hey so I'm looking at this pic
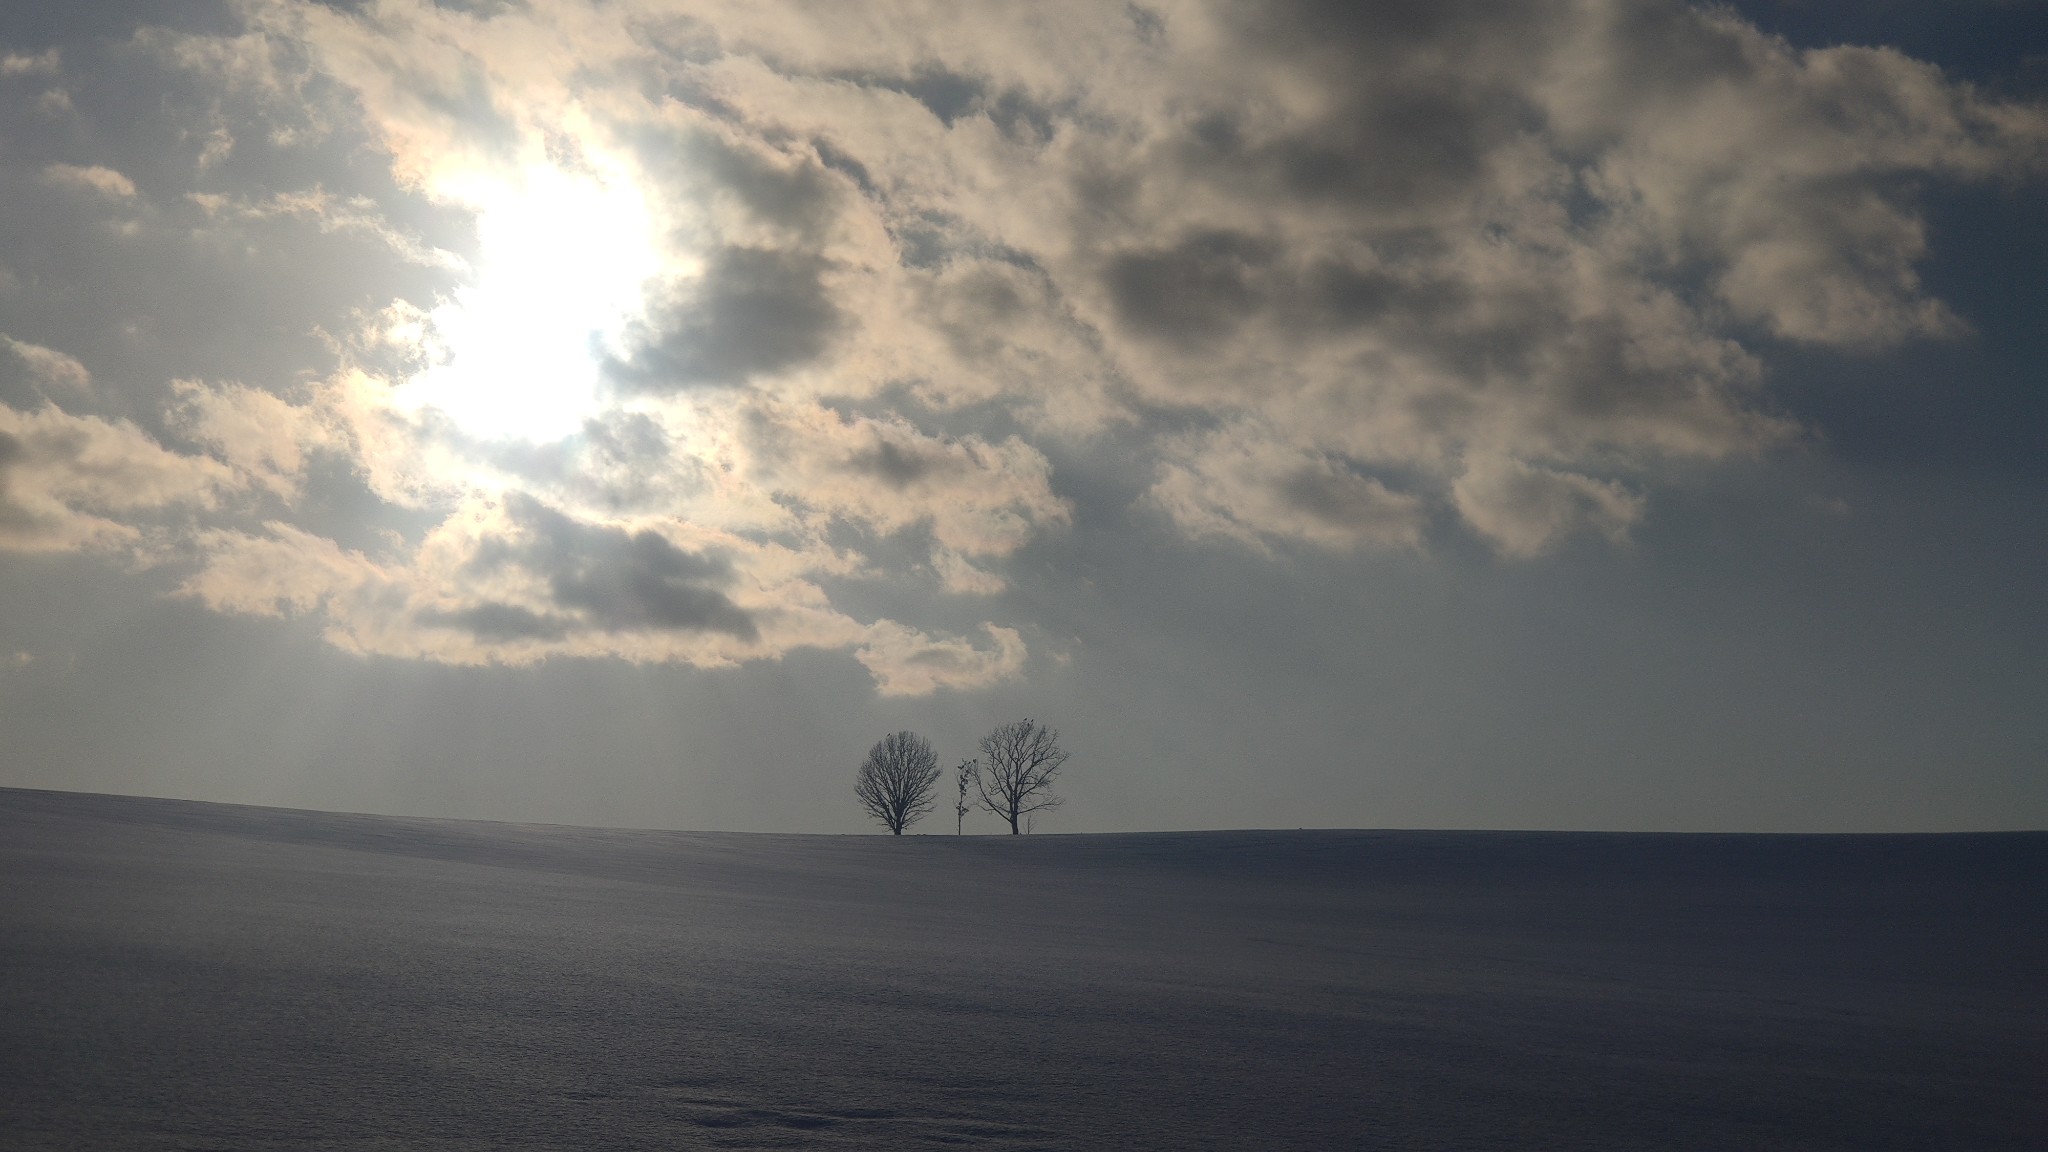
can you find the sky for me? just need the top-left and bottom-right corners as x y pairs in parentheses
(0, 0), (2042, 834)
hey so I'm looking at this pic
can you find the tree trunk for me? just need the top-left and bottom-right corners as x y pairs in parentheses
(1007, 813), (1019, 834)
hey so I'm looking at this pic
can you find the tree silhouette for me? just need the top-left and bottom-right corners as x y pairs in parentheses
(973, 719), (1071, 834)
(854, 731), (941, 835)
(954, 759), (978, 835)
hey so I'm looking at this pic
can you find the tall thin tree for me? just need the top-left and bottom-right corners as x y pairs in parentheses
(854, 731), (941, 835)
(973, 719), (1071, 834)
(954, 758), (978, 835)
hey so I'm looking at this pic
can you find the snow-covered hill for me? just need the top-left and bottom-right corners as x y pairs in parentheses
(1, 788), (2040, 1149)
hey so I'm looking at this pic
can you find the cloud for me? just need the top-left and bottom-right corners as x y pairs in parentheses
(0, 402), (237, 553)
(135, 18), (340, 150)
(610, 246), (842, 390)
(856, 621), (1027, 696)
(1103, 230), (1274, 350)
(4, 0), (2042, 691)
(1149, 423), (1425, 552)
(0, 50), (60, 77)
(741, 400), (1071, 559)
(186, 189), (465, 269)
(179, 489), (1013, 689)
(455, 0), (2015, 553)
(0, 337), (92, 395)
(463, 494), (758, 641)
(180, 521), (388, 618)
(178, 508), (767, 663)
(168, 380), (339, 500)
(931, 547), (1006, 595)
(1451, 457), (1644, 557)
(41, 163), (137, 200)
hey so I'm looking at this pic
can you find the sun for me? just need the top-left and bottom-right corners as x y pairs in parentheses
(400, 160), (660, 443)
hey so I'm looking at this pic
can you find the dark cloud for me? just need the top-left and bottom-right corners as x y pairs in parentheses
(809, 137), (876, 197)
(632, 127), (843, 239)
(1301, 259), (1472, 331)
(1107, 235), (1487, 356)
(423, 600), (569, 641)
(1156, 45), (1547, 239)
(464, 495), (757, 640)
(695, 140), (841, 238)
(833, 66), (1060, 143)
(609, 246), (841, 391)
(1276, 87), (1509, 208)
(1103, 230), (1274, 347)
(981, 87), (1062, 146)
(860, 67), (984, 127)
(843, 437), (956, 490)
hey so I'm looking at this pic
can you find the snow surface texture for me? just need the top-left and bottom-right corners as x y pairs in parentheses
(0, 788), (2041, 1150)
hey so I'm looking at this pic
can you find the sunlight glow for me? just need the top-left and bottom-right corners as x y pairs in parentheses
(402, 162), (659, 443)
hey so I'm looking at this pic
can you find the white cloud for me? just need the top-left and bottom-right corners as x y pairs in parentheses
(180, 498), (1023, 692)
(1149, 424), (1424, 553)
(742, 400), (1071, 558)
(137, 20), (334, 148)
(856, 621), (1027, 696)
(42, 163), (137, 199)
(168, 380), (340, 500)
(0, 50), (59, 76)
(7, 0), (2040, 686)
(1, 336), (91, 394)
(1452, 457), (1645, 557)
(181, 521), (386, 618)
(932, 547), (1006, 595)
(0, 402), (237, 553)
(186, 188), (465, 269)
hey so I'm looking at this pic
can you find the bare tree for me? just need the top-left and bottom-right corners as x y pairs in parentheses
(973, 719), (1071, 834)
(854, 731), (941, 835)
(954, 759), (978, 835)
